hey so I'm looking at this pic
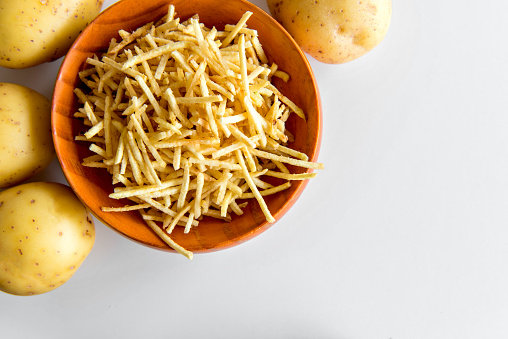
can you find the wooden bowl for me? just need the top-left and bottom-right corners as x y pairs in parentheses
(52, 0), (322, 254)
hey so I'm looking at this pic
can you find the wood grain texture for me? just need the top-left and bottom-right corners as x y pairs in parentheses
(51, 0), (322, 254)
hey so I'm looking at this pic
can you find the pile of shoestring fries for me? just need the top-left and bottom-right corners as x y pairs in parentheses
(73, 5), (324, 259)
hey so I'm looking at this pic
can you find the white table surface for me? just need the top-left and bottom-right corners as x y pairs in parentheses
(2, 0), (508, 338)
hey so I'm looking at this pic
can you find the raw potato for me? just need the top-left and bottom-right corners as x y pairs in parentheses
(267, 0), (392, 64)
(0, 83), (55, 189)
(0, 182), (95, 296)
(0, 0), (104, 69)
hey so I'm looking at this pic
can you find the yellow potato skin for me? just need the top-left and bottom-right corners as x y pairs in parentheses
(0, 182), (95, 296)
(267, 0), (392, 64)
(0, 83), (55, 189)
(0, 0), (104, 69)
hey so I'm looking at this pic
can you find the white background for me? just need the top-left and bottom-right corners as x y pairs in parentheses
(2, 0), (508, 338)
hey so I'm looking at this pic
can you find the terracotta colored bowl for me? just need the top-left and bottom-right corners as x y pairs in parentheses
(52, 0), (322, 254)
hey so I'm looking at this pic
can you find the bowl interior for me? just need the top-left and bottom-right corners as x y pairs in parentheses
(52, 0), (322, 253)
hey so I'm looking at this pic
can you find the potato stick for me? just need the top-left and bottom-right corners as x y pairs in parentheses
(167, 202), (192, 234)
(199, 75), (219, 137)
(173, 145), (182, 170)
(251, 35), (268, 64)
(249, 148), (324, 170)
(194, 172), (205, 218)
(102, 56), (146, 81)
(175, 95), (223, 105)
(156, 19), (179, 34)
(136, 134), (162, 186)
(266, 138), (309, 161)
(247, 65), (270, 83)
(235, 149), (274, 222)
(163, 87), (193, 128)
(264, 170), (317, 180)
(82, 161), (108, 168)
(84, 120), (104, 139)
(134, 45), (161, 97)
(112, 119), (125, 134)
(206, 32), (229, 72)
(207, 169), (243, 197)
(139, 108), (155, 133)
(187, 62), (208, 98)
(114, 129), (127, 165)
(123, 77), (138, 98)
(202, 209), (231, 222)
(101, 203), (151, 212)
(272, 160), (290, 174)
(152, 117), (182, 135)
(229, 124), (257, 148)
(139, 197), (198, 226)
(242, 95), (267, 146)
(222, 11), (253, 47)
(104, 96), (113, 158)
(220, 190), (234, 217)
(265, 83), (305, 120)
(154, 137), (219, 149)
(74, 135), (104, 144)
(99, 68), (120, 93)
(85, 56), (106, 70)
(145, 220), (193, 259)
(190, 44), (228, 76)
(130, 114), (167, 169)
(269, 62), (278, 76)
(184, 211), (195, 234)
(202, 194), (210, 214)
(221, 113), (247, 124)
(125, 143), (144, 185)
(89, 143), (106, 158)
(206, 78), (234, 101)
(242, 146), (258, 172)
(154, 53), (170, 80)
(201, 173), (233, 203)
(74, 87), (91, 104)
(188, 157), (242, 171)
(144, 33), (159, 49)
(84, 101), (99, 126)
(229, 200), (245, 215)
(120, 149), (128, 175)
(123, 41), (190, 69)
(134, 74), (162, 117)
(177, 161), (190, 210)
(82, 154), (104, 163)
(215, 169), (230, 205)
(241, 182), (291, 199)
(108, 22), (153, 54)
(249, 79), (270, 92)
(224, 24), (258, 36)
(274, 70), (290, 82)
(211, 141), (244, 159)
(126, 130), (143, 164)
(138, 186), (180, 199)
(252, 176), (273, 190)
(171, 50), (195, 74)
(110, 179), (183, 199)
(181, 145), (207, 172)
(191, 18), (207, 52)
